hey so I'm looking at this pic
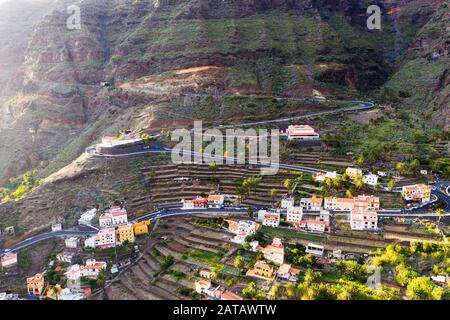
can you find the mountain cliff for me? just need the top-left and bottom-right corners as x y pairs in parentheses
(0, 0), (447, 184)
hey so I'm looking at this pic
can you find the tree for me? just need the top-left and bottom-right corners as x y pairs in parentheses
(435, 208), (445, 227)
(355, 154), (365, 167)
(396, 162), (410, 175)
(394, 264), (417, 286)
(406, 277), (444, 300)
(285, 282), (296, 299)
(234, 255), (245, 271)
(246, 206), (254, 218)
(269, 188), (278, 201)
(242, 282), (259, 299)
(354, 174), (364, 190)
(387, 179), (397, 191)
(345, 187), (356, 198)
(373, 182), (381, 192)
(283, 178), (293, 193)
(268, 283), (280, 300)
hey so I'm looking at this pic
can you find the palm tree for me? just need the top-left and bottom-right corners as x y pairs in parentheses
(435, 208), (445, 227)
(269, 188), (278, 201)
(284, 178), (293, 194)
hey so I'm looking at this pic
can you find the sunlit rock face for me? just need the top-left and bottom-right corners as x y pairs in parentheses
(0, 0), (446, 183)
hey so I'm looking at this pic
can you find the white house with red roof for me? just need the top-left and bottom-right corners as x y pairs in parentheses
(257, 238), (285, 265)
(0, 252), (18, 268)
(65, 259), (107, 282)
(350, 209), (378, 230)
(286, 207), (303, 223)
(262, 212), (280, 227)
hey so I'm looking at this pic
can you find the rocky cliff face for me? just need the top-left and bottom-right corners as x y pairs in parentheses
(0, 0), (447, 184)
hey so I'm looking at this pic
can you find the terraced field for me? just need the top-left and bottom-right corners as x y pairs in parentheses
(96, 217), (242, 300)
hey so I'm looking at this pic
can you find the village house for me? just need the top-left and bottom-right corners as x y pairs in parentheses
(110, 207), (129, 226)
(286, 125), (320, 141)
(319, 210), (331, 224)
(281, 197), (295, 209)
(286, 207), (303, 223)
(402, 184), (431, 203)
(207, 194), (225, 208)
(56, 251), (78, 264)
(133, 221), (149, 235)
(116, 224), (135, 244)
(0, 292), (19, 300)
(363, 173), (379, 186)
(65, 237), (80, 249)
(313, 171), (338, 183)
(51, 223), (62, 232)
(354, 195), (380, 211)
(57, 288), (85, 300)
(27, 273), (45, 296)
(305, 243), (325, 257)
(200, 270), (212, 279)
(65, 259), (107, 283)
(94, 228), (116, 249)
(257, 238), (285, 265)
(246, 260), (275, 280)
(226, 219), (259, 236)
(182, 196), (208, 209)
(350, 209), (378, 230)
(300, 196), (323, 211)
(194, 279), (212, 295)
(276, 264), (300, 282)
(78, 208), (97, 225)
(220, 291), (243, 301)
(0, 252), (18, 269)
(294, 219), (327, 233)
(99, 213), (113, 228)
(226, 219), (260, 244)
(3, 226), (15, 236)
(324, 196), (355, 211)
(346, 167), (363, 180)
(262, 212), (281, 227)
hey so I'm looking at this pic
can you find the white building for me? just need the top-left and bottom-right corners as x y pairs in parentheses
(305, 243), (324, 257)
(318, 210), (330, 224)
(65, 259), (107, 282)
(207, 195), (225, 208)
(65, 237), (80, 249)
(257, 210), (268, 222)
(95, 228), (116, 249)
(363, 174), (379, 186)
(286, 125), (320, 140)
(286, 207), (303, 223)
(56, 251), (77, 264)
(350, 209), (378, 230)
(0, 252), (18, 268)
(259, 238), (285, 265)
(281, 197), (295, 209)
(51, 223), (62, 232)
(84, 236), (96, 249)
(78, 208), (97, 225)
(294, 220), (327, 233)
(110, 207), (128, 226)
(262, 212), (280, 227)
(58, 288), (85, 300)
(313, 171), (338, 183)
(300, 196), (323, 211)
(181, 199), (195, 210)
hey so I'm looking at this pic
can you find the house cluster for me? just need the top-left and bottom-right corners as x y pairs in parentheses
(401, 184), (431, 203)
(313, 167), (380, 187)
(26, 258), (107, 300)
(268, 194), (380, 232)
(182, 193), (225, 210)
(225, 219), (260, 244)
(246, 238), (300, 283)
(84, 207), (149, 249)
